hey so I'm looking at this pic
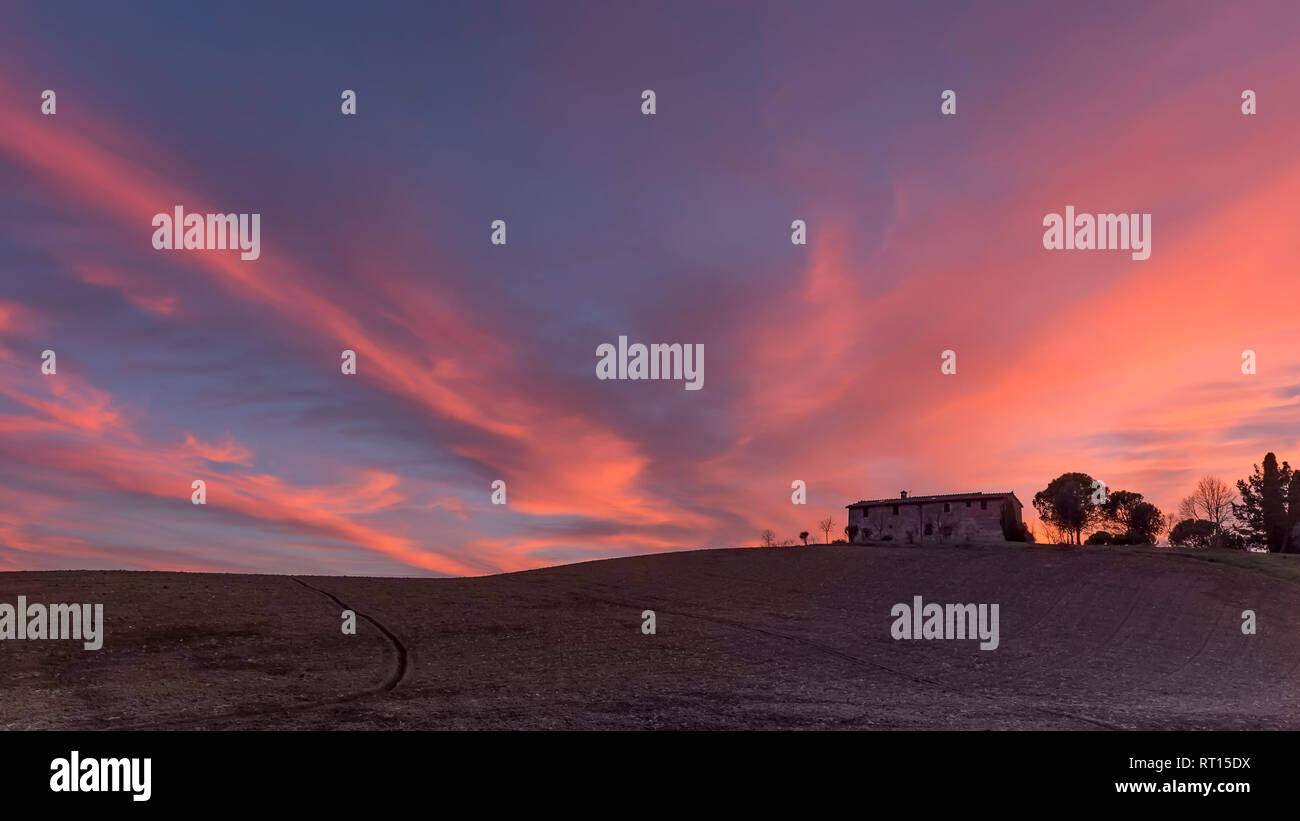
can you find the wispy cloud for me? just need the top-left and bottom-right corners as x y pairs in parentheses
(3, 3), (1300, 572)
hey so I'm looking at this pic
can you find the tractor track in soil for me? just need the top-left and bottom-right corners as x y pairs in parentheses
(109, 577), (409, 730)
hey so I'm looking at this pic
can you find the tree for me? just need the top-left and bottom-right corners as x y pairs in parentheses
(1263, 456), (1291, 551)
(1126, 501), (1164, 545)
(1033, 472), (1100, 544)
(1177, 476), (1236, 548)
(933, 506), (957, 542)
(799, 531), (809, 546)
(817, 516), (835, 544)
(1035, 518), (1067, 545)
(999, 500), (1027, 542)
(1100, 490), (1145, 534)
(1170, 518), (1216, 548)
(1285, 472), (1300, 554)
(760, 529), (777, 548)
(844, 525), (858, 544)
(1234, 453), (1292, 552)
(1233, 461), (1265, 546)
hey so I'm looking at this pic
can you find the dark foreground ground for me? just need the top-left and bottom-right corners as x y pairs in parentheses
(3, 543), (1299, 730)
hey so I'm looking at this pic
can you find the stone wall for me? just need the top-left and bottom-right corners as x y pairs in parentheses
(848, 498), (1018, 545)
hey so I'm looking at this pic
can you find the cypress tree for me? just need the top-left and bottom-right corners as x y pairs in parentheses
(1262, 453), (1291, 552)
(1234, 453), (1294, 551)
(1285, 471), (1300, 553)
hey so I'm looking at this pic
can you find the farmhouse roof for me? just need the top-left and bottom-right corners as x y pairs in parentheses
(846, 491), (1022, 508)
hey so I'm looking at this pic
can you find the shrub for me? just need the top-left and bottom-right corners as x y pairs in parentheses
(1000, 501), (1025, 541)
(1170, 518), (1215, 548)
(1085, 531), (1112, 545)
(1219, 530), (1246, 550)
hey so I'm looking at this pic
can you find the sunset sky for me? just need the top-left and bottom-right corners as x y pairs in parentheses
(2, 1), (1299, 576)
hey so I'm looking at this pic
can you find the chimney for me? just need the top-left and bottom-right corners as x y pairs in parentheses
(900, 491), (908, 499)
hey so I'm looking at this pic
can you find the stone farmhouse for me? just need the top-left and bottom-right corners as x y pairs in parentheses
(846, 491), (1024, 545)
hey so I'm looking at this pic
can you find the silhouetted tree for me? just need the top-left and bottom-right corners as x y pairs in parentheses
(1036, 519), (1066, 545)
(1177, 476), (1236, 549)
(1264, 457), (1291, 551)
(760, 529), (777, 548)
(817, 516), (835, 544)
(844, 525), (857, 544)
(1126, 501), (1164, 545)
(999, 500), (1026, 541)
(1170, 518), (1215, 548)
(799, 531), (809, 546)
(1234, 453), (1292, 551)
(1285, 473), (1300, 554)
(1100, 490), (1145, 534)
(1033, 472), (1099, 544)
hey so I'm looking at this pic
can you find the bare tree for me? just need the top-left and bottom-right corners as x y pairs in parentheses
(1179, 476), (1236, 546)
(817, 516), (835, 544)
(760, 529), (777, 548)
(935, 507), (957, 542)
(1036, 518), (1067, 545)
(866, 507), (888, 540)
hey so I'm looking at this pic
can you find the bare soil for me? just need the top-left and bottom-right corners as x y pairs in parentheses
(2, 543), (1298, 730)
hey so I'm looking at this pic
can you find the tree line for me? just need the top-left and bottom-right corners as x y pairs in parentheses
(1032, 473), (1164, 545)
(1032, 451), (1300, 552)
